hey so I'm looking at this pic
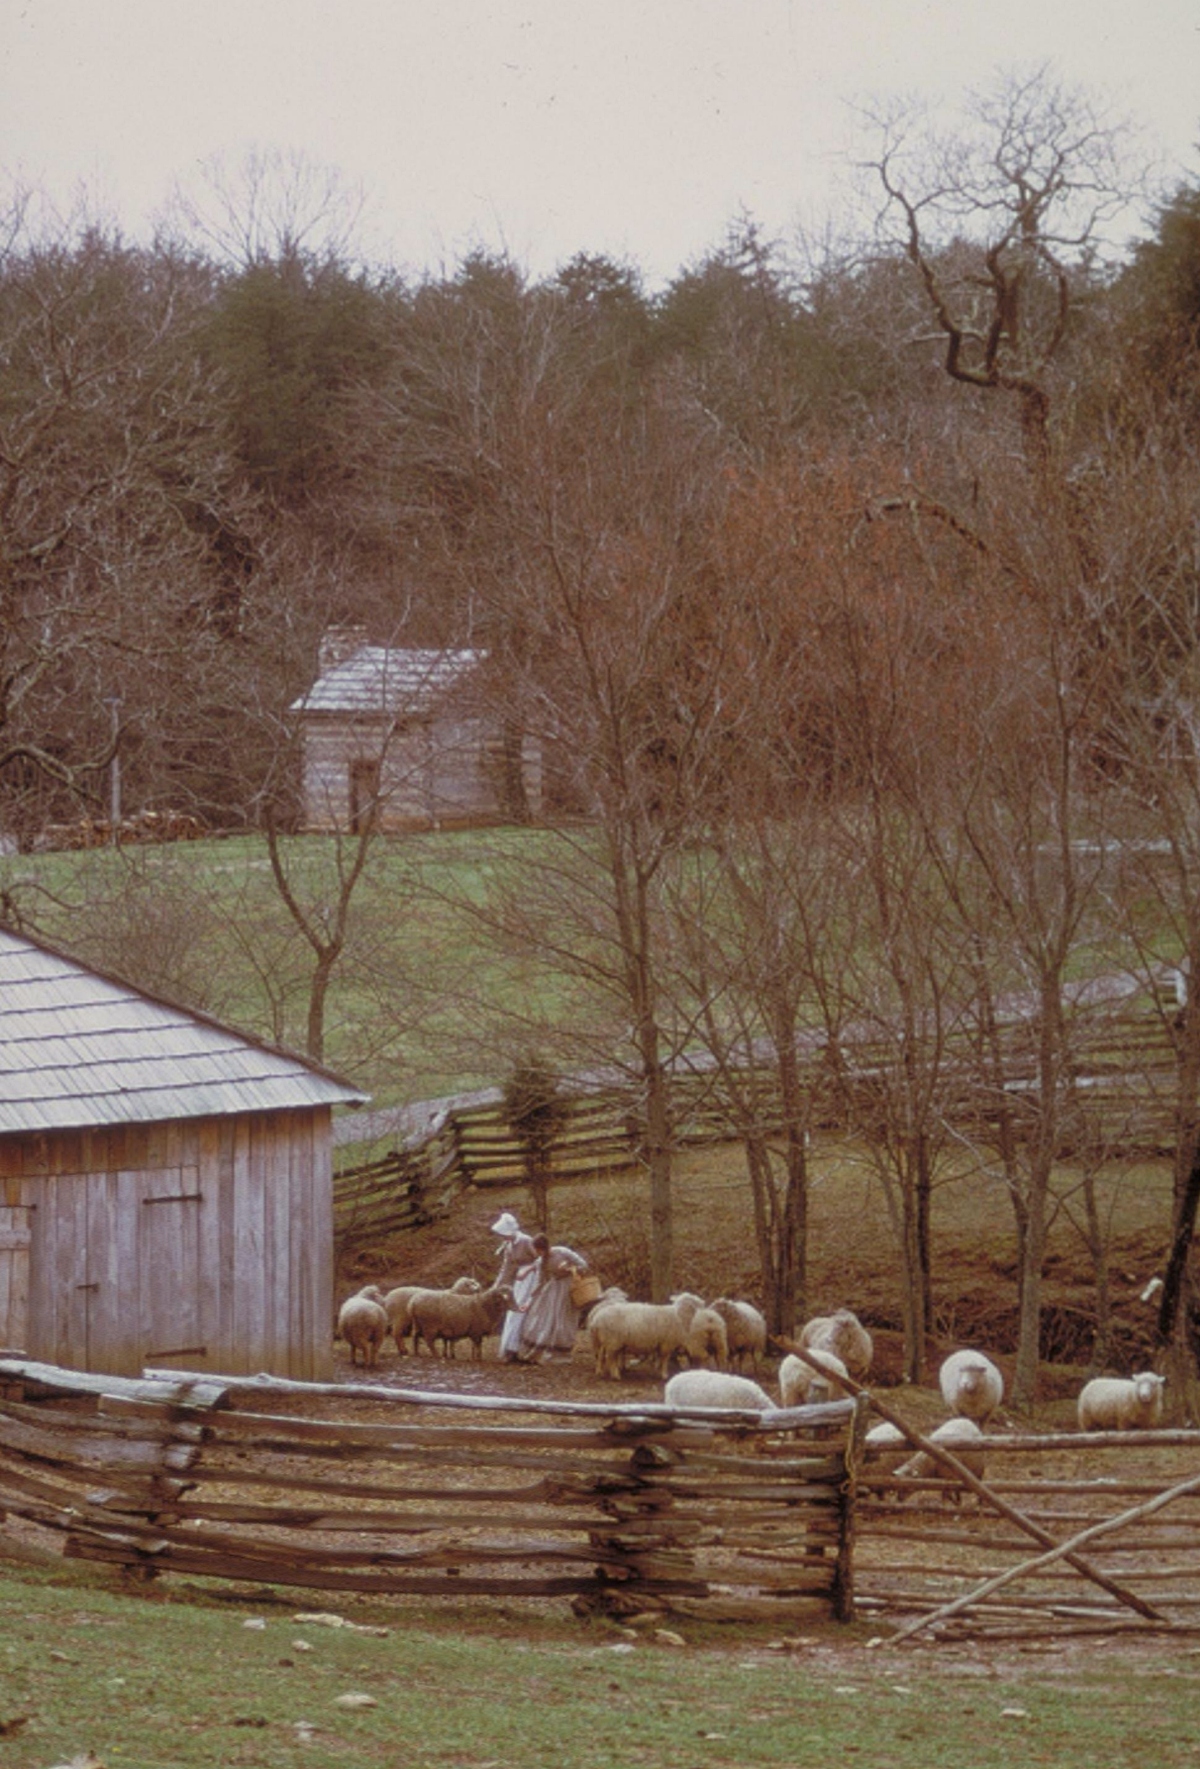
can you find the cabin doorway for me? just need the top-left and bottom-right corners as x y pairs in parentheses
(348, 758), (381, 833)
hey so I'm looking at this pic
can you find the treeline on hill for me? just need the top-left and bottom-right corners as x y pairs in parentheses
(6, 73), (1200, 1406)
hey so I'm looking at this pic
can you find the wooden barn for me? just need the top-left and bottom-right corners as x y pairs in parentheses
(0, 928), (367, 1380)
(291, 632), (542, 833)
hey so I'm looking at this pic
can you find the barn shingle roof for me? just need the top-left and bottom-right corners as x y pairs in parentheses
(0, 928), (368, 1134)
(291, 646), (484, 718)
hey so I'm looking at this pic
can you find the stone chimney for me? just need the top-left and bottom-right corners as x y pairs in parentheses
(318, 624), (370, 675)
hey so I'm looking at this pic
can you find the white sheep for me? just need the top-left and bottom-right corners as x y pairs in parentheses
(894, 1417), (988, 1486)
(798, 1308), (873, 1381)
(337, 1285), (389, 1368)
(589, 1285), (628, 1310)
(709, 1298), (768, 1373)
(589, 1297), (692, 1380)
(864, 1420), (908, 1463)
(663, 1370), (774, 1411)
(1077, 1371), (1166, 1431)
(778, 1348), (849, 1408)
(408, 1282), (513, 1360)
(672, 1294), (729, 1369)
(384, 1276), (481, 1353)
(939, 1349), (1005, 1424)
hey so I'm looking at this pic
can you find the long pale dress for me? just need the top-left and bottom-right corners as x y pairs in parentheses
(496, 1232), (541, 1359)
(519, 1245), (588, 1360)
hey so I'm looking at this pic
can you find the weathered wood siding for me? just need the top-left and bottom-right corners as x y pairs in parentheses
(0, 1110), (333, 1381)
(0, 1204), (32, 1352)
(300, 713), (541, 832)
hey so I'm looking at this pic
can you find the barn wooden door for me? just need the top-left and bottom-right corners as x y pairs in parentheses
(0, 1204), (32, 1353)
(138, 1177), (206, 1368)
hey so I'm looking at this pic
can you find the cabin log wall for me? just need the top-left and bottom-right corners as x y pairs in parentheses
(300, 714), (541, 833)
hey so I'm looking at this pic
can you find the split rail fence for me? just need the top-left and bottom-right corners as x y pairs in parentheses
(0, 1357), (865, 1623)
(856, 1428), (1200, 1642)
(4, 1356), (1200, 1639)
(334, 1002), (1181, 1258)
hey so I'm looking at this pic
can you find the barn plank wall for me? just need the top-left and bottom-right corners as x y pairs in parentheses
(0, 1110), (333, 1382)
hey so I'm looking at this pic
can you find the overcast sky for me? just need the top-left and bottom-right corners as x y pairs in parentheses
(2, 0), (1197, 287)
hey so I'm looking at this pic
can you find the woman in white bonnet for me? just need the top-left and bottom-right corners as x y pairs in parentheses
(492, 1211), (588, 1363)
(492, 1211), (540, 1361)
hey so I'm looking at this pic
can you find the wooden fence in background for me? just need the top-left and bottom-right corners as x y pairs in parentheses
(334, 1001), (1180, 1258)
(0, 1357), (865, 1623)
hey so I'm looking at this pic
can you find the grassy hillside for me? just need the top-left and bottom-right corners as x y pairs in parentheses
(1, 828), (563, 1104)
(5, 827), (1177, 1387)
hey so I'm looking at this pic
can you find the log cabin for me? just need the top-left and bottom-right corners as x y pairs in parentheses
(291, 632), (542, 833)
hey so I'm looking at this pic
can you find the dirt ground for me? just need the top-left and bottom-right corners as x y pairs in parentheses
(318, 1177), (1200, 1671)
(336, 1168), (1167, 1418)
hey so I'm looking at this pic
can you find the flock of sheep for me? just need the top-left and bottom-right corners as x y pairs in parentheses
(336, 1276), (504, 1364)
(337, 1278), (1168, 1475)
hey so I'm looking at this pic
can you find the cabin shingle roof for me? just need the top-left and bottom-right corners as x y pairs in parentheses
(291, 646), (484, 718)
(0, 929), (367, 1134)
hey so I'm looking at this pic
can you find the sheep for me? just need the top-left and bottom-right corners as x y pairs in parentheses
(709, 1298), (768, 1373)
(939, 1349), (1005, 1424)
(408, 1282), (513, 1361)
(663, 1370), (775, 1411)
(337, 1285), (389, 1368)
(672, 1293), (729, 1369)
(798, 1308), (873, 1382)
(1077, 1371), (1166, 1432)
(894, 1417), (988, 1490)
(864, 1420), (908, 1463)
(383, 1283), (421, 1351)
(590, 1284), (628, 1311)
(589, 1298), (692, 1380)
(778, 1348), (849, 1409)
(384, 1276), (481, 1354)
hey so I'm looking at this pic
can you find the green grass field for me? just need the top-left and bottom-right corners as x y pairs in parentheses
(1, 1556), (1196, 1769)
(1, 829), (552, 1105)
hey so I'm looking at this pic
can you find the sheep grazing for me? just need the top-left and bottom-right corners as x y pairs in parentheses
(408, 1282), (513, 1360)
(778, 1348), (849, 1409)
(798, 1308), (873, 1382)
(709, 1298), (767, 1374)
(1077, 1371), (1166, 1432)
(337, 1285), (389, 1368)
(939, 1349), (1005, 1424)
(663, 1370), (774, 1412)
(385, 1276), (481, 1354)
(589, 1297), (692, 1380)
(673, 1293), (729, 1369)
(895, 1417), (988, 1488)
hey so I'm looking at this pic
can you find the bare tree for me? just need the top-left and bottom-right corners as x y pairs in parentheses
(0, 184), (259, 843)
(165, 147), (369, 271)
(853, 68), (1143, 1405)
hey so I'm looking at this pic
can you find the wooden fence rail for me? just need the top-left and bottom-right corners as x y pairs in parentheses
(5, 1357), (1200, 1639)
(856, 1430), (1200, 1640)
(334, 1003), (1181, 1258)
(0, 1358), (866, 1623)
